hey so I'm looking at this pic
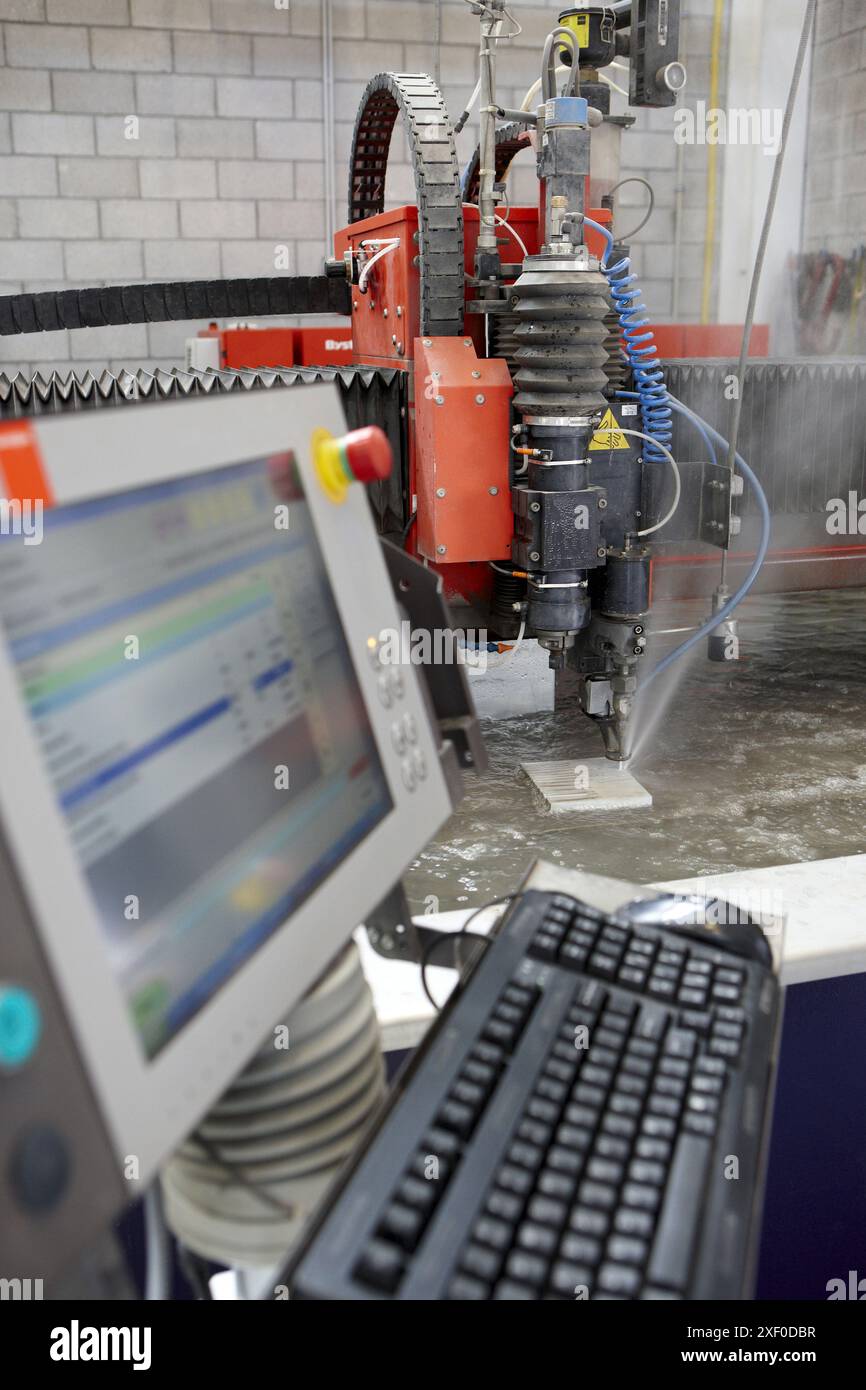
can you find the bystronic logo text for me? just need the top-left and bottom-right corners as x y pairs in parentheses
(50, 1321), (152, 1371)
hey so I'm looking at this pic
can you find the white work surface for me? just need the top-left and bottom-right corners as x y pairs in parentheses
(357, 853), (866, 1052)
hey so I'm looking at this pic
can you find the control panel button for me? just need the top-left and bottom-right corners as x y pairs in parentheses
(391, 721), (407, 755)
(0, 985), (41, 1071)
(377, 673), (393, 709)
(401, 759), (418, 792)
(403, 712), (418, 744)
(411, 749), (428, 781)
(388, 670), (405, 700)
(10, 1125), (70, 1212)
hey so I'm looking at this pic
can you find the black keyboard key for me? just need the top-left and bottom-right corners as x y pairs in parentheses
(578, 1180), (618, 1210)
(587, 1157), (624, 1186)
(355, 1239), (405, 1292)
(575, 979), (607, 1010)
(678, 988), (708, 1007)
(472, 1040), (505, 1069)
(691, 1072), (724, 1096)
(438, 1099), (475, 1140)
(601, 1112), (637, 1140)
(483, 1018), (518, 1050)
(505, 1250), (548, 1289)
(709, 1038), (740, 1060)
(628, 1159), (666, 1187)
(636, 1003), (669, 1041)
(545, 1057), (577, 1084)
(518, 1117), (553, 1148)
(461, 1059), (497, 1092)
(452, 1078), (485, 1111)
(462, 1242), (504, 1283)
(556, 1123), (593, 1152)
(648, 1094), (681, 1120)
(536, 1076), (568, 1105)
(498, 1163), (534, 1197)
(694, 1054), (727, 1078)
(570, 1206), (610, 1238)
(538, 1169), (576, 1202)
(609, 1092), (642, 1119)
(647, 977), (677, 1000)
(423, 1126), (461, 1161)
(573, 1083), (605, 1108)
(564, 1103), (598, 1130)
(663, 1027), (697, 1059)
(517, 1221), (558, 1257)
(398, 1174), (438, 1215)
(494, 1002), (525, 1028)
(613, 1207), (654, 1239)
(448, 1274), (489, 1299)
(473, 1215), (512, 1252)
(582, 1064), (614, 1090)
(504, 982), (535, 1008)
(549, 1261), (593, 1298)
(622, 1182), (661, 1212)
(528, 1194), (567, 1228)
(493, 1280), (536, 1300)
(560, 942), (588, 969)
(588, 952), (619, 980)
(713, 1021), (744, 1042)
(527, 1096), (559, 1125)
(547, 1145), (584, 1177)
(597, 1262), (641, 1297)
(508, 1140), (544, 1172)
(712, 983), (742, 1004)
(619, 967), (648, 988)
(641, 1114), (676, 1140)
(680, 1009), (712, 1034)
(607, 1235), (649, 1266)
(595, 1134), (630, 1162)
(647, 1132), (711, 1291)
(658, 1056), (690, 1080)
(684, 1112), (717, 1138)
(635, 1136), (671, 1163)
(487, 1188), (524, 1224)
(561, 1233), (603, 1266)
(379, 1202), (426, 1251)
(530, 933), (560, 961)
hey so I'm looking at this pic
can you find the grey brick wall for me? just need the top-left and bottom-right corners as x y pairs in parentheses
(0, 0), (722, 376)
(803, 0), (866, 254)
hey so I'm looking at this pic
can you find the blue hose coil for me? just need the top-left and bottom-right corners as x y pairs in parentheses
(582, 215), (672, 466)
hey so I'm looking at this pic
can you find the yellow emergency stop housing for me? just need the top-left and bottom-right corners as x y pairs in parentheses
(312, 427), (350, 503)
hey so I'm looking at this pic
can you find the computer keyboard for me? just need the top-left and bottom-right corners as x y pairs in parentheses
(286, 885), (782, 1300)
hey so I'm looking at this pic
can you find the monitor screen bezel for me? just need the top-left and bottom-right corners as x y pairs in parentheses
(0, 385), (454, 1188)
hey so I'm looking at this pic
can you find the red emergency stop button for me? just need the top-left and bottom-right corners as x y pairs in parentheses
(312, 424), (392, 502)
(343, 426), (392, 483)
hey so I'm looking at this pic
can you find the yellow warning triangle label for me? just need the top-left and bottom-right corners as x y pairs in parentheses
(589, 408), (629, 451)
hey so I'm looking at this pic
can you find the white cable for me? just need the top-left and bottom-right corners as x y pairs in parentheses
(358, 239), (400, 292)
(599, 72), (630, 99)
(484, 619), (526, 664)
(605, 428), (681, 536)
(520, 64), (568, 112)
(494, 212), (528, 258)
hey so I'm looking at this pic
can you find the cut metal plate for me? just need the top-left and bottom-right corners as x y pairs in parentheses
(522, 756), (652, 814)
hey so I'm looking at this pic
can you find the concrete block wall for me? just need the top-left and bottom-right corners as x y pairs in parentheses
(0, 0), (724, 377)
(803, 0), (866, 255)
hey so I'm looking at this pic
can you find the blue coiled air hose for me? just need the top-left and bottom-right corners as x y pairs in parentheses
(582, 214), (672, 466)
